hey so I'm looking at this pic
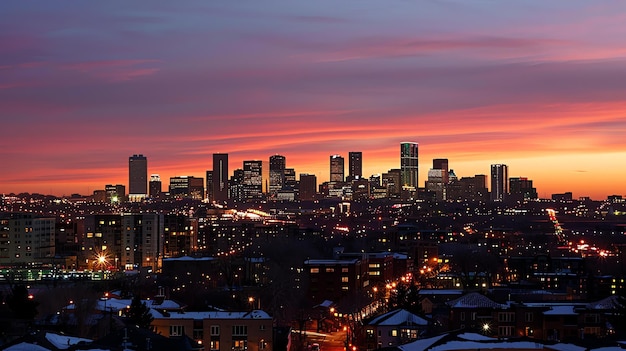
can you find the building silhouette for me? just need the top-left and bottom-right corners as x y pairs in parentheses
(128, 154), (147, 201)
(212, 153), (229, 202)
(149, 174), (162, 199)
(400, 142), (419, 191)
(330, 155), (345, 183)
(299, 173), (317, 201)
(169, 176), (204, 200)
(348, 151), (363, 181)
(269, 155), (286, 195)
(243, 160), (263, 199)
(490, 164), (509, 201)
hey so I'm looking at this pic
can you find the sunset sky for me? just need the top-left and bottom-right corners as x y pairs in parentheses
(2, 1), (626, 199)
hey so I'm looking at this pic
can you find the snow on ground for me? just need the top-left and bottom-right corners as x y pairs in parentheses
(45, 332), (92, 349)
(4, 342), (51, 351)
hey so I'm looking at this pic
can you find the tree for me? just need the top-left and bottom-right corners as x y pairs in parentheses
(127, 295), (153, 329)
(6, 284), (38, 320)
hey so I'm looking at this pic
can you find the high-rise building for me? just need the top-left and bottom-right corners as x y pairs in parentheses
(330, 155), (345, 183)
(509, 177), (538, 201)
(269, 155), (286, 194)
(426, 158), (449, 200)
(348, 151), (363, 181)
(169, 176), (205, 200)
(284, 168), (297, 191)
(229, 168), (245, 201)
(490, 164), (509, 201)
(149, 174), (162, 199)
(205, 170), (213, 201)
(212, 153), (229, 202)
(299, 174), (317, 201)
(382, 169), (402, 198)
(128, 154), (148, 201)
(243, 160), (263, 199)
(400, 142), (419, 190)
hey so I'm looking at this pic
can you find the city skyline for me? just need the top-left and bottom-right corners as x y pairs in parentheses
(3, 1), (626, 199)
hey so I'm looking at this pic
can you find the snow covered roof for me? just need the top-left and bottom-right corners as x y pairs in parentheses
(4, 342), (51, 351)
(446, 292), (506, 309)
(45, 332), (92, 349)
(153, 309), (272, 320)
(545, 343), (586, 351)
(398, 334), (448, 351)
(368, 309), (428, 327)
(586, 295), (619, 310)
(428, 340), (544, 351)
(457, 333), (496, 341)
(66, 297), (183, 313)
(543, 305), (577, 315)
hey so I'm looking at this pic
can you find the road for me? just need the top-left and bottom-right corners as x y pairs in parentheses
(294, 329), (349, 351)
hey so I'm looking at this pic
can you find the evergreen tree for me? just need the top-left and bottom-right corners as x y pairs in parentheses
(127, 295), (153, 329)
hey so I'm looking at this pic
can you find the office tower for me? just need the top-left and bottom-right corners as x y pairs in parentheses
(348, 151), (363, 181)
(205, 170), (213, 201)
(382, 169), (402, 197)
(400, 142), (419, 190)
(330, 155), (345, 182)
(299, 174), (317, 201)
(509, 177), (538, 201)
(149, 174), (162, 199)
(212, 153), (229, 202)
(169, 176), (205, 200)
(229, 168), (245, 201)
(243, 160), (263, 199)
(426, 158), (449, 200)
(269, 155), (286, 194)
(490, 164), (509, 201)
(128, 154), (148, 201)
(284, 168), (296, 191)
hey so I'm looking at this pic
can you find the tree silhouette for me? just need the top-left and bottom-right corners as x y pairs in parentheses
(127, 295), (153, 329)
(6, 284), (38, 320)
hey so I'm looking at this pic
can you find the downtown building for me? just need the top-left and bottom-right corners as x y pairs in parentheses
(212, 153), (229, 202)
(330, 154), (345, 183)
(400, 142), (419, 196)
(128, 154), (148, 202)
(348, 151), (363, 181)
(490, 164), (509, 201)
(243, 160), (263, 199)
(269, 155), (286, 195)
(169, 176), (205, 200)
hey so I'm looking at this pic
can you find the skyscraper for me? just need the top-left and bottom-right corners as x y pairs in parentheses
(128, 154), (147, 201)
(330, 155), (345, 182)
(299, 174), (317, 201)
(212, 153), (229, 202)
(490, 164), (509, 201)
(149, 174), (162, 199)
(348, 151), (362, 181)
(269, 155), (286, 194)
(243, 160), (263, 199)
(509, 177), (537, 201)
(400, 142), (419, 190)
